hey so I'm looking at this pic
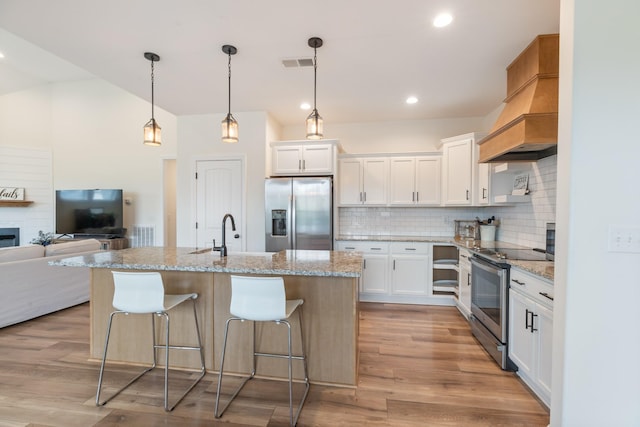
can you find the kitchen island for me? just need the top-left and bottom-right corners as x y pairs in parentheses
(52, 247), (362, 387)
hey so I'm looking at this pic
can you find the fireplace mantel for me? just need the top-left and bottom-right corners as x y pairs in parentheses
(0, 201), (33, 207)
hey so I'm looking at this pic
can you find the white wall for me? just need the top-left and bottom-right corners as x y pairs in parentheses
(282, 117), (486, 153)
(552, 0), (640, 425)
(0, 79), (177, 245)
(0, 85), (52, 149)
(176, 111), (270, 251)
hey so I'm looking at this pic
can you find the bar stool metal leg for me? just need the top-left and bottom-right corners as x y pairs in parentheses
(96, 296), (206, 412)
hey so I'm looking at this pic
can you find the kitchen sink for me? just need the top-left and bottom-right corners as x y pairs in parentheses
(188, 248), (274, 257)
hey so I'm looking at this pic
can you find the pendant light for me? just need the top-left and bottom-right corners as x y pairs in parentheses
(306, 37), (323, 140)
(143, 52), (162, 146)
(221, 45), (238, 143)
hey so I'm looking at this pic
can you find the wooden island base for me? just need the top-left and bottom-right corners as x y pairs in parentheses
(90, 269), (359, 387)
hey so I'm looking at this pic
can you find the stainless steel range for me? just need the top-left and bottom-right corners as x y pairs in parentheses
(469, 247), (547, 370)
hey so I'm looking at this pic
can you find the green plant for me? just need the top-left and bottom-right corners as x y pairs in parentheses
(30, 230), (54, 246)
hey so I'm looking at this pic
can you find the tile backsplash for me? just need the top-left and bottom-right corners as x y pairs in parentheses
(338, 155), (557, 249)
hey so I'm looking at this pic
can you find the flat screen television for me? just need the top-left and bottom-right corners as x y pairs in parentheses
(55, 189), (125, 237)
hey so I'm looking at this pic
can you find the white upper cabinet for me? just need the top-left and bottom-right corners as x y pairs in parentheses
(338, 157), (388, 205)
(477, 162), (491, 205)
(440, 132), (486, 206)
(271, 140), (337, 175)
(442, 137), (473, 205)
(389, 156), (441, 205)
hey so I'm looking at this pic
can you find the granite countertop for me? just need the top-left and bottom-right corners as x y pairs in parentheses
(337, 235), (554, 282)
(507, 260), (554, 282)
(50, 247), (363, 278)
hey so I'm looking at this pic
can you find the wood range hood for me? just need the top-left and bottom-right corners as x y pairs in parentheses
(478, 34), (559, 163)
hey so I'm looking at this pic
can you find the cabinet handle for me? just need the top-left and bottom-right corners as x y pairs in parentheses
(363, 259), (367, 269)
(466, 190), (469, 200)
(482, 188), (487, 199)
(302, 159), (306, 170)
(539, 292), (554, 301)
(359, 192), (363, 202)
(345, 246), (356, 250)
(461, 254), (468, 259)
(371, 247), (382, 251)
(416, 192), (419, 202)
(412, 191), (415, 202)
(512, 279), (526, 286)
(525, 308), (531, 330)
(393, 260), (396, 270)
(405, 248), (416, 251)
(363, 192), (367, 202)
(467, 272), (471, 285)
(299, 159), (302, 170)
(531, 313), (538, 333)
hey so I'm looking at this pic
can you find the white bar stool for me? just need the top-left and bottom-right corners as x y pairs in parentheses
(215, 275), (310, 426)
(96, 271), (206, 411)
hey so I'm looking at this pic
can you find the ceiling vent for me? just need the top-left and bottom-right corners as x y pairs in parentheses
(282, 58), (314, 68)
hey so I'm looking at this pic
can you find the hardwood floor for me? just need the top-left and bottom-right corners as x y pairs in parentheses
(0, 302), (549, 426)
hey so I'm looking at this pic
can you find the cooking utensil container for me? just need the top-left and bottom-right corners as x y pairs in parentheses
(480, 225), (496, 242)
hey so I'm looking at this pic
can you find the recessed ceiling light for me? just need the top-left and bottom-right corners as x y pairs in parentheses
(300, 102), (311, 110)
(0, 52), (5, 59)
(406, 96), (418, 105)
(433, 13), (453, 28)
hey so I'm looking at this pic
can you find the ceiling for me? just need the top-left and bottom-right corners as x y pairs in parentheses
(0, 0), (560, 126)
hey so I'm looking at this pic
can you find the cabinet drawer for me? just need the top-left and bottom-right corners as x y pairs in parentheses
(389, 242), (430, 255)
(510, 267), (554, 306)
(337, 241), (389, 254)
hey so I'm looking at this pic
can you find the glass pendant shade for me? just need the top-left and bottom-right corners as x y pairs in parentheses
(221, 45), (238, 143)
(221, 113), (238, 143)
(143, 118), (162, 146)
(305, 109), (323, 139)
(143, 52), (161, 147)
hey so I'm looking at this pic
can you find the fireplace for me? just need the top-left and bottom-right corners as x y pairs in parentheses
(0, 228), (20, 248)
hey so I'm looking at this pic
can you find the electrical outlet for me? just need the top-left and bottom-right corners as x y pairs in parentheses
(608, 226), (640, 253)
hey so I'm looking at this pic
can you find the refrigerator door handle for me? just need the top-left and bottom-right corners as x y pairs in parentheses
(290, 194), (296, 249)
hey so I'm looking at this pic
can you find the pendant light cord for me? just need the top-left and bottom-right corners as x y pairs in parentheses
(313, 46), (318, 111)
(150, 59), (155, 121)
(227, 52), (232, 115)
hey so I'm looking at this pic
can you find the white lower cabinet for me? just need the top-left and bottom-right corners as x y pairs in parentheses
(457, 248), (472, 318)
(337, 241), (457, 306)
(336, 241), (389, 294)
(361, 252), (389, 294)
(508, 267), (554, 407)
(390, 243), (430, 295)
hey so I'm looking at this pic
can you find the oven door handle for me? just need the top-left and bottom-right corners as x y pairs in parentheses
(470, 256), (506, 278)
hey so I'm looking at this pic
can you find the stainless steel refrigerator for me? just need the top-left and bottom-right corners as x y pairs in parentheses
(265, 177), (333, 252)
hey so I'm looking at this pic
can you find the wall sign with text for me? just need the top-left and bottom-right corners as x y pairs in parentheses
(0, 188), (25, 201)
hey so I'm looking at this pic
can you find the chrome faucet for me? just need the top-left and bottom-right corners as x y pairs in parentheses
(212, 213), (236, 257)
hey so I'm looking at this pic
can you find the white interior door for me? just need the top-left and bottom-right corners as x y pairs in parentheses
(195, 159), (243, 251)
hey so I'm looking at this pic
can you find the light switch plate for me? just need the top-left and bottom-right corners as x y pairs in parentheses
(608, 226), (640, 253)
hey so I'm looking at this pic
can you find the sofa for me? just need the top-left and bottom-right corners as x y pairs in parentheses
(0, 239), (102, 328)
